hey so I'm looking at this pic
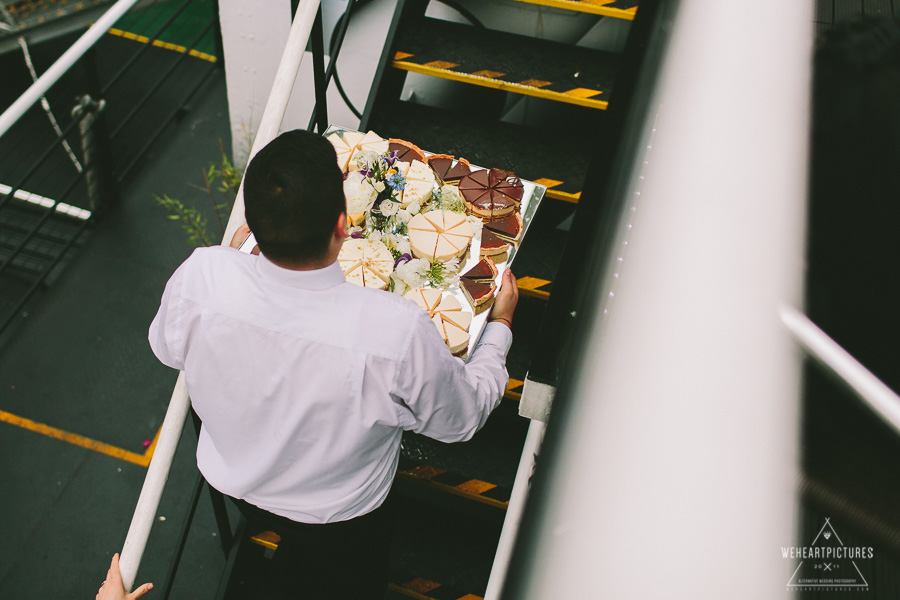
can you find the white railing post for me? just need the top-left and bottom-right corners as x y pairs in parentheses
(118, 0), (321, 591)
(0, 0), (143, 140)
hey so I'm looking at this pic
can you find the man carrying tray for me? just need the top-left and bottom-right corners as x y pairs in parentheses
(148, 129), (518, 599)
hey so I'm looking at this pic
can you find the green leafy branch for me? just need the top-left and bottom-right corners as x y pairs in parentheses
(156, 194), (214, 247)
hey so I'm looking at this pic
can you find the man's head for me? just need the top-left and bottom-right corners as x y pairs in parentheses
(244, 129), (345, 265)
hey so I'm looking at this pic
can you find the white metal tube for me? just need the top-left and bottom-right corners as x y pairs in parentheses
(484, 419), (545, 600)
(222, 0), (321, 244)
(119, 372), (191, 590)
(0, 0), (142, 140)
(780, 305), (900, 436)
(117, 1), (321, 591)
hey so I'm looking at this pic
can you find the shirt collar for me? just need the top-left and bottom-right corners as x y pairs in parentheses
(256, 254), (346, 290)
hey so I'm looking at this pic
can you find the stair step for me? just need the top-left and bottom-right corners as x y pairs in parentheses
(245, 495), (501, 600)
(392, 16), (620, 110)
(515, 0), (638, 19)
(369, 100), (595, 199)
(397, 458), (512, 509)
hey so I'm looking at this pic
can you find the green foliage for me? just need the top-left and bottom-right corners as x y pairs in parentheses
(156, 194), (214, 247)
(157, 145), (245, 247)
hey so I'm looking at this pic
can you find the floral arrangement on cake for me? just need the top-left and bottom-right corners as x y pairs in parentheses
(342, 147), (480, 295)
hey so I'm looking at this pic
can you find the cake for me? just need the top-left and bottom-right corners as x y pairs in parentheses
(427, 154), (471, 184)
(461, 257), (498, 282)
(479, 229), (511, 258)
(397, 159), (435, 208)
(483, 212), (523, 243)
(338, 238), (394, 290)
(327, 130), (388, 173)
(389, 138), (426, 164)
(327, 132), (354, 173)
(459, 276), (496, 313)
(459, 168), (521, 220)
(403, 288), (472, 354)
(407, 210), (473, 262)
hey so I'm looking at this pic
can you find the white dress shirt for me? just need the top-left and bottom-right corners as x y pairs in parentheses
(149, 246), (511, 523)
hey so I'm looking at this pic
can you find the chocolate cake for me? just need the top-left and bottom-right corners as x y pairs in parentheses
(460, 277), (495, 312)
(459, 168), (523, 219)
(461, 257), (498, 282)
(484, 212), (523, 243)
(389, 139), (426, 164)
(479, 229), (511, 258)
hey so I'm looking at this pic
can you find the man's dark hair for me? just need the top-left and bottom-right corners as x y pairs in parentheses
(244, 129), (344, 263)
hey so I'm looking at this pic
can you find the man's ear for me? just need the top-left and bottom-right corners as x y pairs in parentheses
(335, 212), (349, 239)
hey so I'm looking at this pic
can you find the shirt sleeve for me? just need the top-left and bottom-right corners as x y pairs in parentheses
(395, 311), (513, 442)
(148, 262), (191, 371)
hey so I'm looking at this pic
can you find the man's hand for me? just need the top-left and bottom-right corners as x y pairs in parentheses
(229, 223), (252, 249)
(229, 223), (260, 255)
(96, 553), (153, 600)
(490, 269), (518, 329)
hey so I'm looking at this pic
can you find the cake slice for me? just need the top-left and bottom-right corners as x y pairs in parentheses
(460, 277), (496, 312)
(484, 212), (523, 243)
(443, 320), (470, 355)
(444, 158), (471, 182)
(358, 130), (389, 155)
(327, 133), (353, 173)
(389, 138), (426, 164)
(479, 229), (510, 258)
(461, 257), (498, 282)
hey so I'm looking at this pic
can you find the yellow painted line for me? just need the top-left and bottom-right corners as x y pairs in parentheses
(532, 177), (563, 189)
(546, 188), (581, 203)
(504, 378), (524, 401)
(423, 60), (459, 70)
(513, 0), (637, 20)
(517, 276), (552, 300)
(392, 60), (608, 109)
(107, 28), (217, 63)
(472, 69), (505, 78)
(0, 408), (153, 467)
(517, 78), (552, 88)
(249, 530), (281, 551)
(456, 479), (497, 495)
(396, 470), (509, 509)
(565, 86), (603, 99)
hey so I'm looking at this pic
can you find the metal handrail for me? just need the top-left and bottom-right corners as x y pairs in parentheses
(0, 0), (143, 139)
(780, 305), (900, 436)
(118, 0), (322, 591)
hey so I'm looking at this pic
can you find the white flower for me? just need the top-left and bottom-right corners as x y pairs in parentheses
(438, 185), (465, 212)
(368, 230), (383, 243)
(407, 201), (421, 215)
(373, 181), (386, 193)
(380, 199), (399, 216)
(397, 209), (412, 224)
(390, 274), (409, 295)
(395, 237), (411, 256)
(395, 258), (428, 290)
(344, 171), (377, 214)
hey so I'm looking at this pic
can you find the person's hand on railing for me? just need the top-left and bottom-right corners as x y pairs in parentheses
(96, 553), (153, 600)
(229, 223), (259, 254)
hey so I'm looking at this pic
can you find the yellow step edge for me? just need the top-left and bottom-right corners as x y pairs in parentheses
(392, 60), (608, 110)
(517, 276), (551, 300)
(546, 188), (581, 203)
(513, 0), (637, 20)
(396, 471), (509, 509)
